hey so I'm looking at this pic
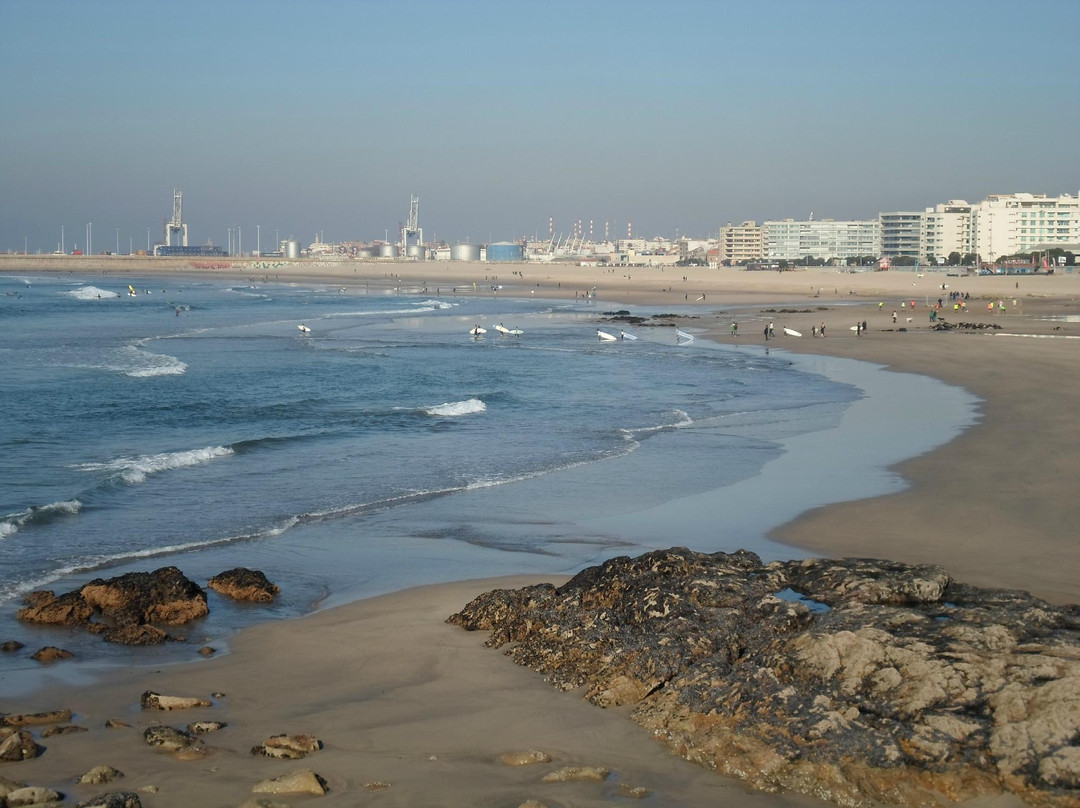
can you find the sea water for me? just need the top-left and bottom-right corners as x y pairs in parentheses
(0, 272), (978, 682)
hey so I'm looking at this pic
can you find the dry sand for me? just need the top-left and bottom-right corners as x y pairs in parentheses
(3, 255), (1076, 806)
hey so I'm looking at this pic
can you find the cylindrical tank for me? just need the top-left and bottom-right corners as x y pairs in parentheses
(485, 242), (524, 262)
(285, 239), (301, 260)
(379, 244), (400, 259)
(355, 247), (375, 259)
(406, 244), (426, 260)
(451, 243), (481, 262)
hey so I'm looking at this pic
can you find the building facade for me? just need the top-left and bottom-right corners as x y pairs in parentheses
(971, 193), (1080, 261)
(922, 201), (973, 263)
(878, 212), (924, 258)
(718, 221), (765, 264)
(764, 219), (879, 263)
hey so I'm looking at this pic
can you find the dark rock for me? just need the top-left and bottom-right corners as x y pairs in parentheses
(75, 791), (142, 808)
(80, 566), (207, 625)
(142, 726), (204, 757)
(0, 728), (41, 761)
(207, 568), (280, 603)
(449, 548), (1080, 808)
(17, 567), (208, 646)
(31, 646), (74, 663)
(251, 734), (322, 760)
(41, 724), (88, 738)
(1, 640), (24, 652)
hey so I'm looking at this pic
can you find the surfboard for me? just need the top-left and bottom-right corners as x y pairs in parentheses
(597, 330), (618, 342)
(620, 330), (638, 340)
(470, 326), (487, 335)
(297, 324), (311, 333)
(849, 326), (859, 331)
(494, 324), (511, 334)
(783, 327), (802, 337)
(676, 329), (695, 343)
(508, 328), (524, 335)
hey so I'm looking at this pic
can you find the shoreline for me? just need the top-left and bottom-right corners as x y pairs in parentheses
(2, 257), (1075, 807)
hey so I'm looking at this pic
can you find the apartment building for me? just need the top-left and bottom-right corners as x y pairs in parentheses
(718, 221), (765, 264)
(879, 212), (924, 258)
(922, 201), (973, 263)
(972, 192), (1080, 261)
(763, 219), (879, 262)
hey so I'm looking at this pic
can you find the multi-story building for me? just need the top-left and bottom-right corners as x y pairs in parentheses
(764, 219), (879, 263)
(922, 201), (973, 263)
(971, 192), (1080, 262)
(718, 221), (764, 264)
(879, 212), (924, 258)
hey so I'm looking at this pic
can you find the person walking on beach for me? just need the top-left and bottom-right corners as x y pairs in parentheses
(764, 324), (770, 340)
(730, 322), (738, 336)
(862, 320), (868, 333)
(855, 321), (862, 336)
(768, 321), (775, 339)
(892, 310), (897, 323)
(820, 322), (826, 337)
(812, 324), (818, 338)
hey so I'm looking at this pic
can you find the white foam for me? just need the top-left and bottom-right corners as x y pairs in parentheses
(65, 286), (118, 300)
(0, 499), (82, 539)
(423, 398), (486, 417)
(418, 299), (456, 310)
(74, 446), (234, 484)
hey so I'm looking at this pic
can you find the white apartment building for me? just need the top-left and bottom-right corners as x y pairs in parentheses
(764, 219), (879, 262)
(971, 192), (1080, 261)
(879, 212), (924, 258)
(922, 201), (973, 262)
(718, 221), (764, 264)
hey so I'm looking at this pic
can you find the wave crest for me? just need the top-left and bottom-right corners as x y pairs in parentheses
(1, 499), (82, 539)
(74, 446), (234, 484)
(423, 399), (486, 417)
(65, 286), (119, 300)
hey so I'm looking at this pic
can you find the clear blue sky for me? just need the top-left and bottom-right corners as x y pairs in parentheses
(2, 0), (1078, 252)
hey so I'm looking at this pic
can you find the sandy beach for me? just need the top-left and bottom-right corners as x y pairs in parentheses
(2, 255), (1077, 806)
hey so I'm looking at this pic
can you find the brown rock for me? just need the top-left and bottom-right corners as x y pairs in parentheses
(0, 729), (41, 761)
(542, 765), (610, 783)
(251, 734), (322, 760)
(80, 566), (208, 626)
(198, 646), (215, 656)
(7, 785), (62, 806)
(251, 769), (327, 796)
(498, 749), (552, 766)
(31, 646), (73, 663)
(104, 719), (130, 729)
(41, 724), (88, 737)
(101, 624), (169, 645)
(2, 709), (72, 726)
(17, 590), (92, 626)
(1, 640), (24, 652)
(208, 568), (280, 602)
(77, 765), (124, 785)
(140, 690), (211, 711)
(186, 721), (227, 734)
(142, 726), (204, 757)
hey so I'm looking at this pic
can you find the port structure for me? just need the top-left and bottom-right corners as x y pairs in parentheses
(164, 188), (189, 247)
(399, 194), (422, 251)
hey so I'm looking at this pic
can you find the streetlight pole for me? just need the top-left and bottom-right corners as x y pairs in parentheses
(115, 228), (119, 256)
(257, 224), (260, 256)
(61, 225), (64, 254)
(147, 228), (150, 253)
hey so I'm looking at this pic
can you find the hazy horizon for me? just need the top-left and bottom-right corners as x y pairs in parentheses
(2, 0), (1078, 253)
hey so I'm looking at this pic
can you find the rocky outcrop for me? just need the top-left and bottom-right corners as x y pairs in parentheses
(1, 641), (24, 652)
(77, 766), (124, 785)
(17, 567), (207, 645)
(208, 568), (280, 602)
(0, 728), (41, 762)
(251, 734), (322, 760)
(140, 691), (211, 711)
(30, 646), (73, 663)
(251, 769), (327, 796)
(449, 548), (1080, 808)
(142, 726), (205, 759)
(75, 792), (142, 808)
(2, 709), (72, 727)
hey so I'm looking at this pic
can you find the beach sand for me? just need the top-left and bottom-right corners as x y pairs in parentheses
(2, 255), (1076, 806)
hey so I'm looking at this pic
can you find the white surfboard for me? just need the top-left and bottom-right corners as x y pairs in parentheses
(297, 324), (311, 333)
(783, 327), (802, 337)
(470, 326), (487, 335)
(620, 330), (638, 340)
(508, 328), (524, 335)
(597, 330), (618, 342)
(676, 329), (694, 343)
(494, 324), (511, 334)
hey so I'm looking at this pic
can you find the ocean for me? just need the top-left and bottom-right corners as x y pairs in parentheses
(0, 271), (978, 685)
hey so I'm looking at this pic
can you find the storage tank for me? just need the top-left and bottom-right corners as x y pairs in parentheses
(379, 244), (400, 259)
(406, 244), (426, 260)
(450, 243), (481, 262)
(485, 242), (524, 262)
(355, 247), (376, 259)
(285, 239), (301, 260)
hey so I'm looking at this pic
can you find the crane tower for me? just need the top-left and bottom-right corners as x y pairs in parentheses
(400, 194), (422, 251)
(164, 189), (189, 247)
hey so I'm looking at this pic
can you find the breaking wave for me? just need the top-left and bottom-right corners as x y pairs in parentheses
(65, 286), (119, 300)
(73, 446), (234, 484)
(422, 398), (487, 417)
(0, 499), (82, 539)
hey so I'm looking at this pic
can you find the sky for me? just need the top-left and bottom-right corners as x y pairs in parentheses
(2, 0), (1078, 252)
